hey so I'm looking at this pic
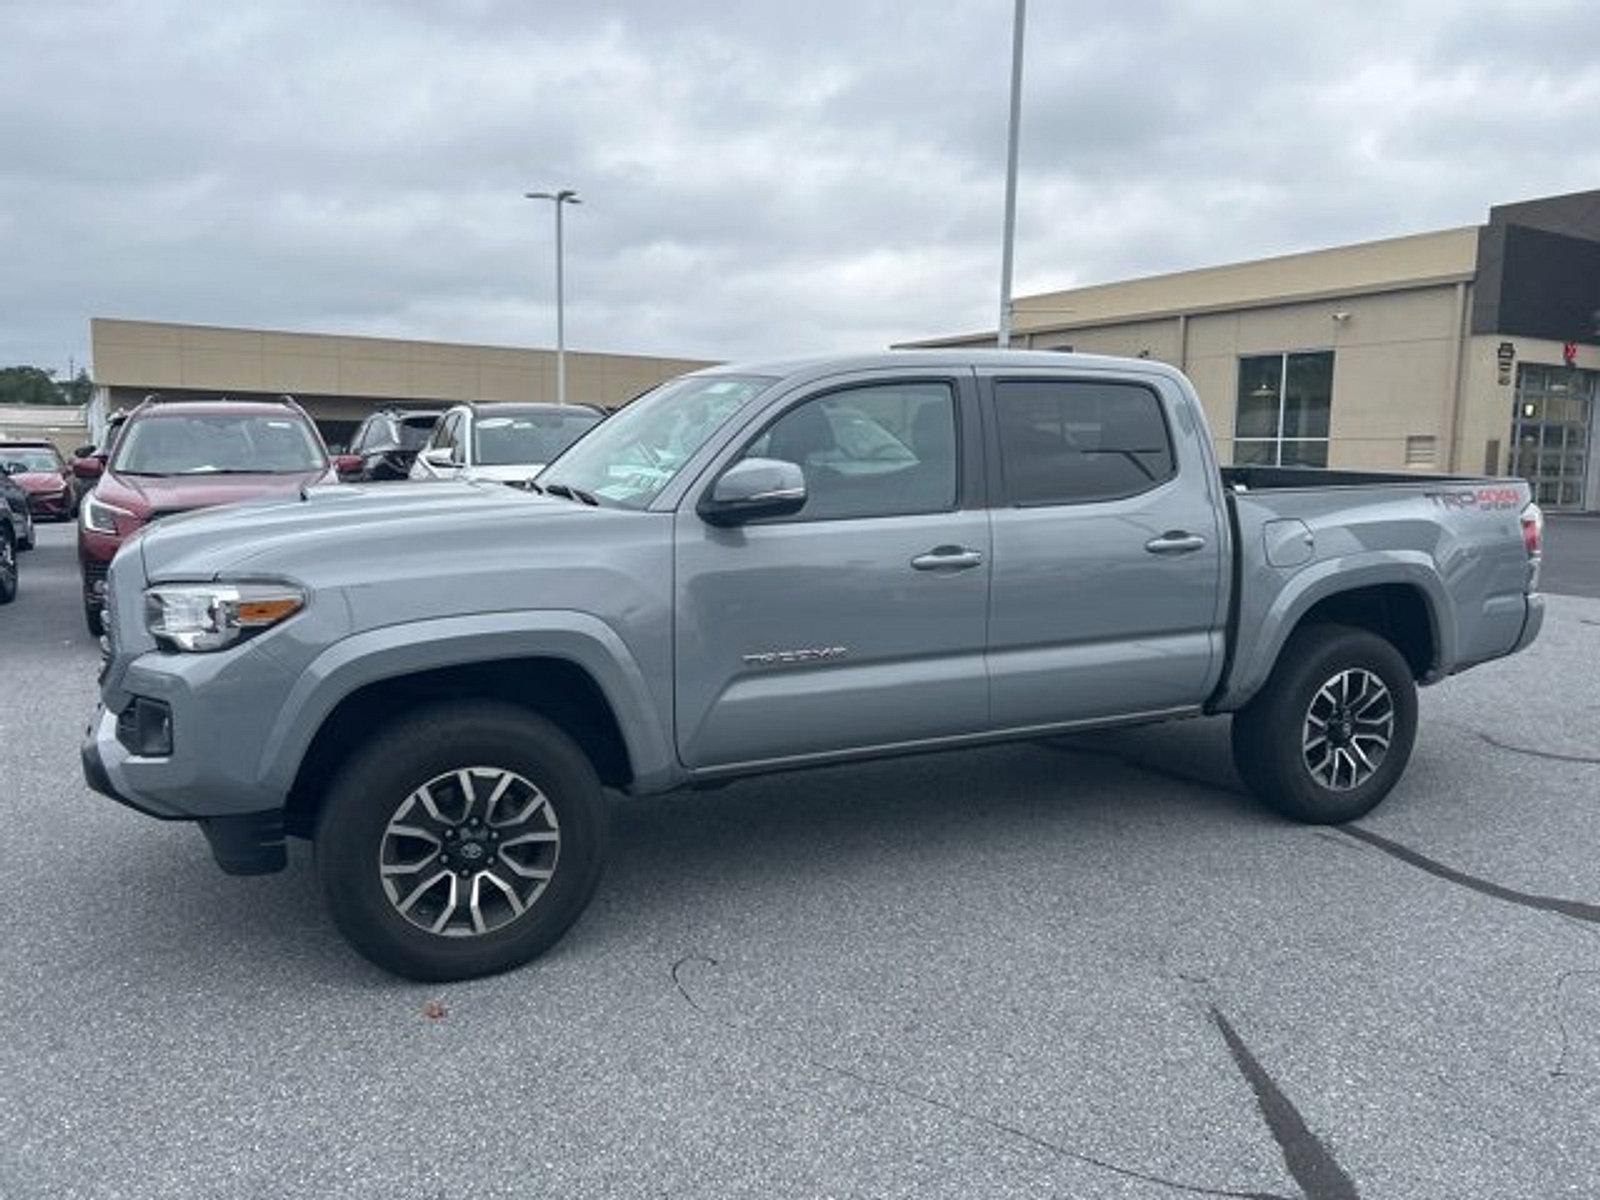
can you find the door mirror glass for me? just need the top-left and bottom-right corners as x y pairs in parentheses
(700, 457), (807, 526)
(421, 447), (456, 469)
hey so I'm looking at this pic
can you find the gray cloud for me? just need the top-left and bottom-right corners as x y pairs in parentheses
(3, 0), (1599, 373)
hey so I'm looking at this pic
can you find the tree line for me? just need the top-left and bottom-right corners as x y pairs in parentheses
(0, 365), (94, 406)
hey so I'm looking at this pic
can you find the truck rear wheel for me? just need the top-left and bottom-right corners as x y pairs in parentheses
(315, 701), (609, 981)
(1231, 623), (1417, 824)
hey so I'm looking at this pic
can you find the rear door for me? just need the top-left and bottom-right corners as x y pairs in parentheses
(673, 373), (991, 769)
(981, 368), (1226, 728)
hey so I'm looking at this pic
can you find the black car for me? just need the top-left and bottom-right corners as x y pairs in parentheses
(0, 468), (32, 604)
(336, 408), (443, 481)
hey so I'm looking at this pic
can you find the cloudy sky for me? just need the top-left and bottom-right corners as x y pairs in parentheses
(4, 0), (1600, 373)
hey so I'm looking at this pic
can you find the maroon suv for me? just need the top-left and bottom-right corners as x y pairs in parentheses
(77, 397), (338, 634)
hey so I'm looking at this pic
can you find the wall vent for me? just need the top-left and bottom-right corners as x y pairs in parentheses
(1405, 435), (1438, 467)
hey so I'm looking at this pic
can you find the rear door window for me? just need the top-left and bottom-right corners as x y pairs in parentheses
(994, 379), (1175, 506)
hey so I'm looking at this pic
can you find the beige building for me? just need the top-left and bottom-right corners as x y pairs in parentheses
(89, 318), (715, 444)
(911, 188), (1600, 512)
(0, 404), (90, 457)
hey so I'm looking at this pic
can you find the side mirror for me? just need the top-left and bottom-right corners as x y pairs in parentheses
(72, 456), (104, 481)
(332, 453), (363, 477)
(421, 447), (456, 469)
(699, 458), (807, 527)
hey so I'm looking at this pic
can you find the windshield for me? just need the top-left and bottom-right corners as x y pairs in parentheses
(1, 447), (62, 473)
(538, 375), (775, 508)
(397, 416), (438, 450)
(475, 410), (602, 466)
(111, 413), (327, 476)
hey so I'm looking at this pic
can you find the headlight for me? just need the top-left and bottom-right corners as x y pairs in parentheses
(82, 492), (133, 534)
(145, 582), (306, 652)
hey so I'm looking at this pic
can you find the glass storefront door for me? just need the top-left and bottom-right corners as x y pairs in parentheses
(1510, 364), (1595, 510)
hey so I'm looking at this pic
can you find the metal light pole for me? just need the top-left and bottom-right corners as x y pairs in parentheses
(524, 188), (581, 404)
(997, 0), (1026, 348)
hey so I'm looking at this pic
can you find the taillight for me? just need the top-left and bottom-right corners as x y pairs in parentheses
(1521, 503), (1543, 557)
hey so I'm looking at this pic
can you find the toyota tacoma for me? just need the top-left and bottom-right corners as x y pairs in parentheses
(81, 351), (1545, 980)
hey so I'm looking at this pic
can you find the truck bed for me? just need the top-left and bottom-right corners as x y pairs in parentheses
(1211, 466), (1538, 711)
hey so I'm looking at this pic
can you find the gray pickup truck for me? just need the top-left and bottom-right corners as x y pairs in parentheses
(82, 351), (1545, 980)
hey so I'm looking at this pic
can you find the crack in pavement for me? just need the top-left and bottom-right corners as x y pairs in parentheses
(1341, 825), (1600, 925)
(669, 954), (1292, 1200)
(1208, 1008), (1361, 1200)
(1550, 970), (1600, 1079)
(1474, 730), (1600, 766)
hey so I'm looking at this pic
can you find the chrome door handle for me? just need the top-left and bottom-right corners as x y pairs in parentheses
(911, 546), (984, 571)
(1144, 531), (1206, 555)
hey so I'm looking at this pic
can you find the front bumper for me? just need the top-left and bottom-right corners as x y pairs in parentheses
(81, 705), (287, 874)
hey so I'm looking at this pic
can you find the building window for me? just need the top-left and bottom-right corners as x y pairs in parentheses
(1510, 363), (1594, 510)
(1233, 351), (1333, 467)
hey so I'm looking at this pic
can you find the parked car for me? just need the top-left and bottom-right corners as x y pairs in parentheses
(0, 440), (78, 520)
(336, 408), (443, 481)
(409, 402), (604, 487)
(0, 469), (31, 604)
(77, 395), (338, 635)
(82, 351), (1545, 981)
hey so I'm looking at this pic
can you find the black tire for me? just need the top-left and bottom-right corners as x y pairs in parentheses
(83, 598), (103, 637)
(18, 523), (33, 552)
(315, 701), (609, 981)
(1231, 622), (1418, 824)
(0, 527), (16, 605)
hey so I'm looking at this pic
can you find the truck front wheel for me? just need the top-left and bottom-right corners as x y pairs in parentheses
(315, 701), (609, 980)
(1231, 623), (1418, 824)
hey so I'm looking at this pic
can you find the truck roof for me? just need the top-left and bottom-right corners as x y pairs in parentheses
(691, 347), (1189, 385)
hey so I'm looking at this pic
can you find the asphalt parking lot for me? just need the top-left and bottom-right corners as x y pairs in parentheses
(3, 520), (1600, 1199)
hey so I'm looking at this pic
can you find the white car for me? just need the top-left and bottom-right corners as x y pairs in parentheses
(409, 402), (606, 486)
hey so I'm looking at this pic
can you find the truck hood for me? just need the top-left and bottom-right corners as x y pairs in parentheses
(137, 479), (595, 580)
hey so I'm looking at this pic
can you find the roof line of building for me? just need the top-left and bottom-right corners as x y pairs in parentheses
(899, 269), (1478, 347)
(89, 316), (718, 369)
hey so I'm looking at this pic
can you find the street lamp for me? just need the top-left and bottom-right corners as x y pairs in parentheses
(997, 0), (1026, 349)
(524, 188), (581, 405)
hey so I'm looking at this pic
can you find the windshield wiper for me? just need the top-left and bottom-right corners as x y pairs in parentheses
(543, 482), (601, 507)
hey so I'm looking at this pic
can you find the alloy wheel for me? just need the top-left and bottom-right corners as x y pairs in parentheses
(379, 766), (561, 937)
(1302, 668), (1395, 791)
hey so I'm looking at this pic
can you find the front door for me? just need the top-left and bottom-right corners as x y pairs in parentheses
(674, 375), (990, 770)
(982, 370), (1226, 729)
